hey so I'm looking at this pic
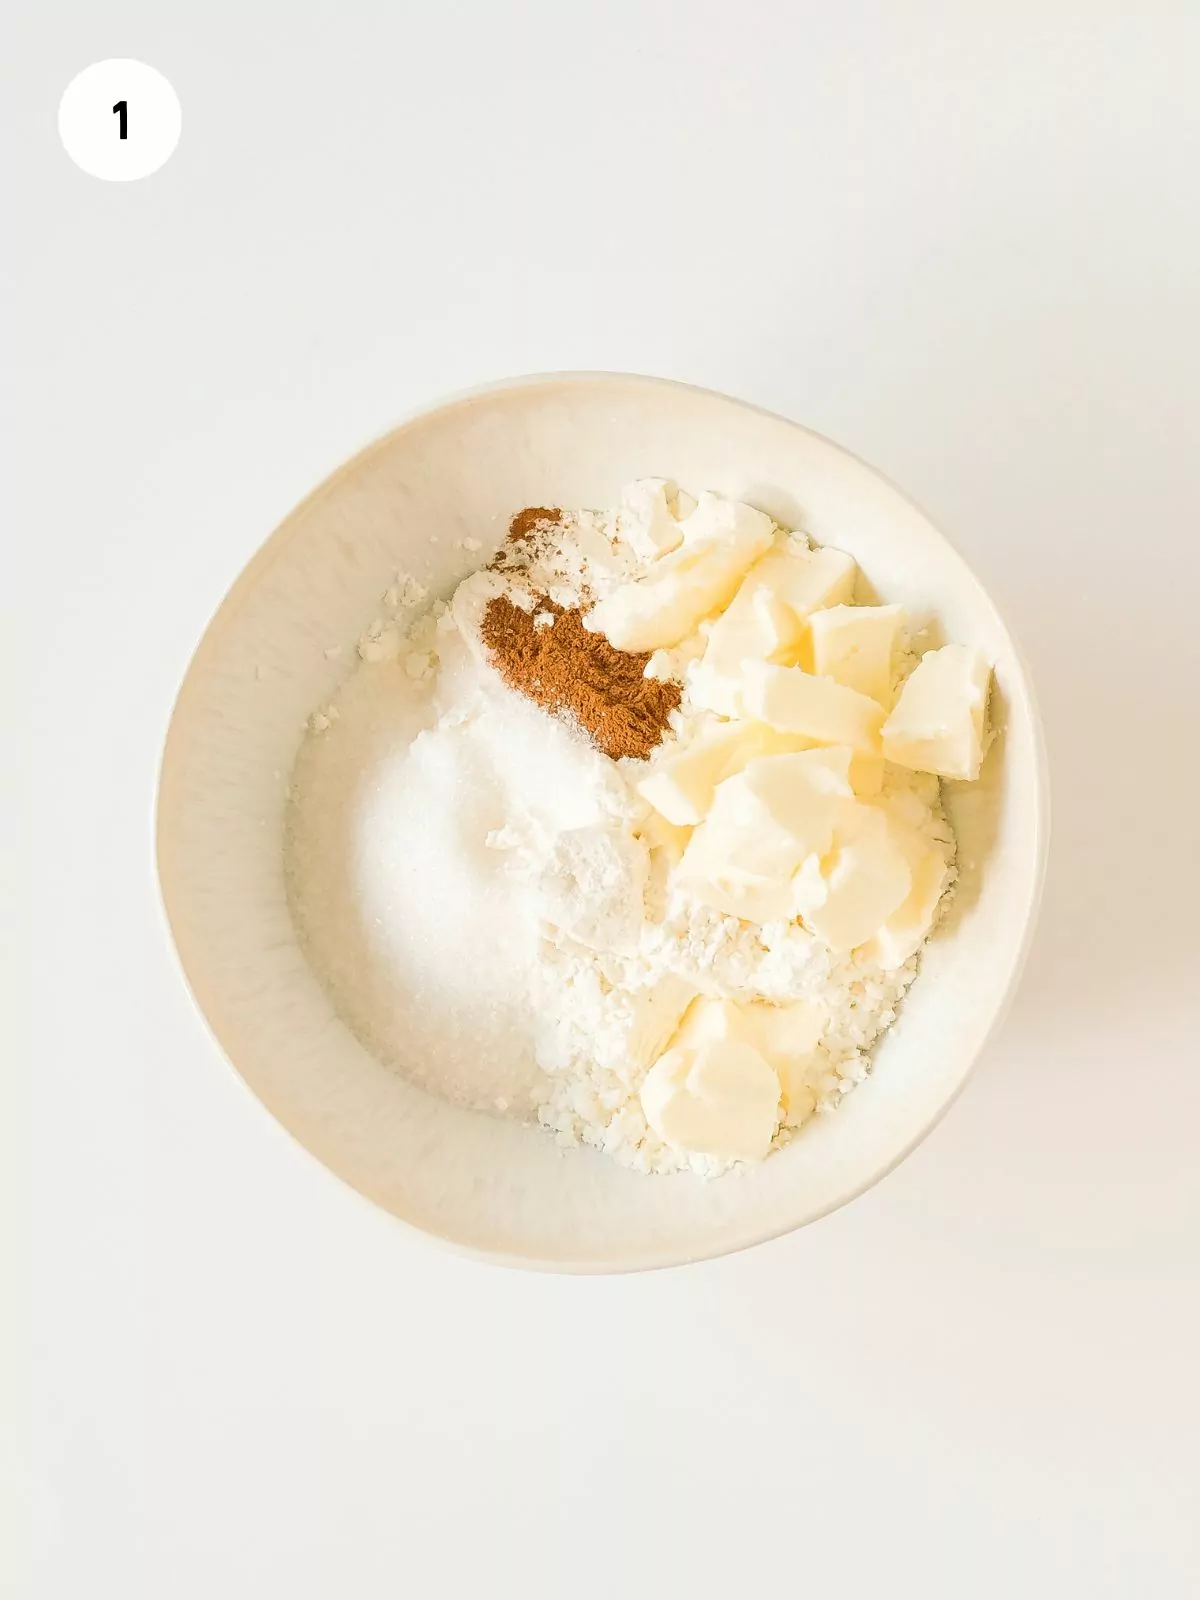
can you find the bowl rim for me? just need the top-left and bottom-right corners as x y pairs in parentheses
(155, 369), (1051, 1274)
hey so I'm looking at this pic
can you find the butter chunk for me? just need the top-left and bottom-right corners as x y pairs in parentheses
(585, 498), (773, 651)
(663, 995), (824, 1134)
(640, 1039), (781, 1163)
(676, 748), (854, 922)
(849, 751), (885, 798)
(860, 828), (951, 970)
(634, 808), (692, 864)
(741, 661), (885, 753)
(670, 994), (825, 1066)
(636, 719), (807, 826)
(743, 996), (826, 1065)
(673, 863), (795, 925)
(669, 996), (748, 1053)
(627, 974), (699, 1071)
(808, 604), (904, 708)
(690, 542), (857, 715)
(690, 573), (802, 715)
(792, 806), (913, 953)
(674, 490), (773, 550)
(744, 997), (826, 1125)
(619, 478), (684, 562)
(776, 1069), (818, 1128)
(882, 645), (992, 781)
(775, 542), (858, 613)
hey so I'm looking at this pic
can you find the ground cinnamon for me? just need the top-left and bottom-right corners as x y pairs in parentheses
(480, 594), (680, 762)
(490, 507), (565, 574)
(507, 506), (563, 541)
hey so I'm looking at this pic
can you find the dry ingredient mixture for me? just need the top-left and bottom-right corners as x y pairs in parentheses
(286, 482), (992, 1175)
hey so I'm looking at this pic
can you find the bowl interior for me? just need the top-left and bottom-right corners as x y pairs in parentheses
(157, 375), (1045, 1270)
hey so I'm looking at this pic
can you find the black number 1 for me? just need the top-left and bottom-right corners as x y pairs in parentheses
(113, 101), (128, 140)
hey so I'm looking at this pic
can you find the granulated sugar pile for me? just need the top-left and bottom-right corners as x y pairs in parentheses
(286, 483), (985, 1176)
(286, 579), (627, 1118)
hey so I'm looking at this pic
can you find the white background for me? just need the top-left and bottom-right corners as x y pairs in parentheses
(6, 3), (1200, 1596)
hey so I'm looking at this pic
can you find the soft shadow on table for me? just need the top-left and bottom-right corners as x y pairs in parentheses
(1007, 594), (1199, 1035)
(867, 591), (1200, 1267)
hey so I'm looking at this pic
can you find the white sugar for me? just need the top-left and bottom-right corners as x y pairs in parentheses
(286, 619), (616, 1114)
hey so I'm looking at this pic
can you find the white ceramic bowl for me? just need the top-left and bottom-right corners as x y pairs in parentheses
(157, 373), (1048, 1272)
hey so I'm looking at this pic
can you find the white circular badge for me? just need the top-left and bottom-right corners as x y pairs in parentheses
(58, 59), (181, 182)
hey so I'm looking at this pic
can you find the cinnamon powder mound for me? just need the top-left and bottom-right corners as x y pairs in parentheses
(480, 595), (680, 762)
(508, 506), (563, 541)
(490, 507), (565, 573)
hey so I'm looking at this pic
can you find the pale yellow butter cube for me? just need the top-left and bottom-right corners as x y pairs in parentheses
(694, 747), (853, 874)
(634, 808), (692, 864)
(669, 996), (749, 1053)
(627, 974), (699, 1071)
(740, 662), (885, 753)
(882, 645), (992, 781)
(678, 781), (810, 904)
(585, 501), (773, 652)
(637, 723), (753, 827)
(690, 542), (858, 715)
(860, 828), (951, 970)
(775, 542), (858, 613)
(690, 586), (801, 715)
(673, 865), (796, 925)
(849, 751), (885, 797)
(745, 744), (857, 803)
(743, 997), (825, 1065)
(640, 1039), (781, 1163)
(662, 996), (825, 1134)
(792, 806), (913, 953)
(670, 994), (825, 1065)
(808, 603), (904, 707)
(673, 490), (773, 547)
(776, 1069), (818, 1128)
(676, 748), (854, 923)
(636, 719), (805, 827)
